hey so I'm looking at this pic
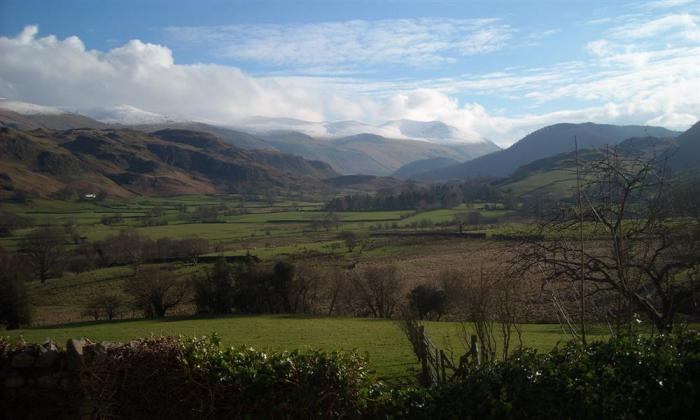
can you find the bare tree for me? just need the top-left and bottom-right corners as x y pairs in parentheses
(123, 265), (187, 318)
(352, 265), (401, 318)
(519, 153), (700, 333)
(174, 237), (210, 263)
(20, 226), (66, 283)
(325, 269), (349, 316)
(0, 248), (32, 329)
(83, 293), (122, 321)
(337, 231), (359, 252)
(292, 264), (322, 314)
(458, 264), (526, 362)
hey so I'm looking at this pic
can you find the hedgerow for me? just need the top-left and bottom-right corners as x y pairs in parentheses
(4, 331), (699, 419)
(410, 332), (700, 419)
(82, 335), (379, 419)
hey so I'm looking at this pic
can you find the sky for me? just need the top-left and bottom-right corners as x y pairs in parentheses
(1, 0), (699, 146)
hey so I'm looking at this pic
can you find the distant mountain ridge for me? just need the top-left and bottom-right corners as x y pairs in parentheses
(77, 105), (174, 125)
(498, 123), (699, 198)
(258, 131), (499, 176)
(414, 122), (681, 181)
(0, 100), (500, 176)
(233, 116), (493, 145)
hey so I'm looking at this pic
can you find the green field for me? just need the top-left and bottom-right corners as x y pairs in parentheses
(2, 195), (636, 383)
(0, 195), (516, 255)
(5, 315), (606, 381)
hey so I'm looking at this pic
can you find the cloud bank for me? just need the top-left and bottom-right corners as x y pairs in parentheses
(165, 18), (513, 71)
(1, 19), (699, 147)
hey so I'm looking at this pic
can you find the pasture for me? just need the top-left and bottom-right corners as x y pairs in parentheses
(4, 315), (607, 381)
(0, 195), (514, 255)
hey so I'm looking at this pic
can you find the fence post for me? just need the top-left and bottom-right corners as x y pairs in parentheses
(469, 334), (480, 366)
(418, 325), (430, 385)
(439, 350), (447, 384)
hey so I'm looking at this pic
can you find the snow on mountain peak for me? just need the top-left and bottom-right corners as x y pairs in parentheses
(0, 99), (65, 115)
(79, 105), (173, 125)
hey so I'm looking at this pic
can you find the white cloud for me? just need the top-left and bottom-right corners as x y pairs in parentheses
(0, 25), (698, 148)
(610, 13), (699, 40)
(586, 39), (613, 56)
(0, 25), (331, 122)
(165, 18), (512, 70)
(645, 0), (695, 10)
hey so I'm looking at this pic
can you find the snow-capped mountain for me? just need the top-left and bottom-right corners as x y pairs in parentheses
(0, 99), (65, 115)
(235, 116), (329, 138)
(232, 116), (488, 145)
(77, 105), (174, 125)
(0, 100), (172, 125)
(381, 119), (479, 144)
(0, 99), (490, 146)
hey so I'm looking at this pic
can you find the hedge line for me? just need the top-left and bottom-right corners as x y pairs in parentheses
(3, 332), (699, 419)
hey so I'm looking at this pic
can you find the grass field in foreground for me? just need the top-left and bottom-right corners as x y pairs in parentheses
(4, 315), (608, 382)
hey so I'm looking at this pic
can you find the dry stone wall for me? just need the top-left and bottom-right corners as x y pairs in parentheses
(1, 339), (86, 419)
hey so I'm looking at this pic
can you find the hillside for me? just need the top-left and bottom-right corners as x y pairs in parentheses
(392, 157), (461, 179)
(670, 121), (700, 172)
(499, 134), (684, 197)
(0, 127), (336, 199)
(132, 122), (276, 151)
(415, 122), (679, 181)
(236, 116), (491, 144)
(0, 102), (500, 176)
(260, 131), (499, 175)
(0, 108), (108, 131)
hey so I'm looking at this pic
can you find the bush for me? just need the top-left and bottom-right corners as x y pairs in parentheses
(418, 332), (700, 419)
(82, 335), (379, 419)
(4, 333), (698, 419)
(407, 284), (447, 320)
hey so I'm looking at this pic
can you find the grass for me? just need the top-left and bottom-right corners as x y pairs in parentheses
(502, 169), (578, 197)
(4, 196), (695, 383)
(4, 315), (606, 381)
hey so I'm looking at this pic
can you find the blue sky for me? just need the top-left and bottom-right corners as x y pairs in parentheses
(1, 0), (699, 145)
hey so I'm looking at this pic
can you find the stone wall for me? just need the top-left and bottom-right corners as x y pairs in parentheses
(0, 339), (84, 419)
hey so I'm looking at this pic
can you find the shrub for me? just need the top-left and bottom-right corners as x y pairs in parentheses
(4, 333), (698, 419)
(420, 332), (700, 419)
(82, 335), (379, 419)
(407, 284), (447, 320)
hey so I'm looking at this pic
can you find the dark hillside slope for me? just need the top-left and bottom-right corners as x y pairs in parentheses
(499, 135), (679, 198)
(0, 127), (336, 199)
(416, 123), (679, 180)
(0, 109), (107, 130)
(132, 122), (276, 151)
(670, 121), (700, 172)
(392, 157), (460, 179)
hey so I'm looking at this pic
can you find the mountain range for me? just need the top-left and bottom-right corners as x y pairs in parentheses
(0, 100), (697, 201)
(0, 101), (500, 176)
(498, 122), (700, 197)
(411, 122), (681, 181)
